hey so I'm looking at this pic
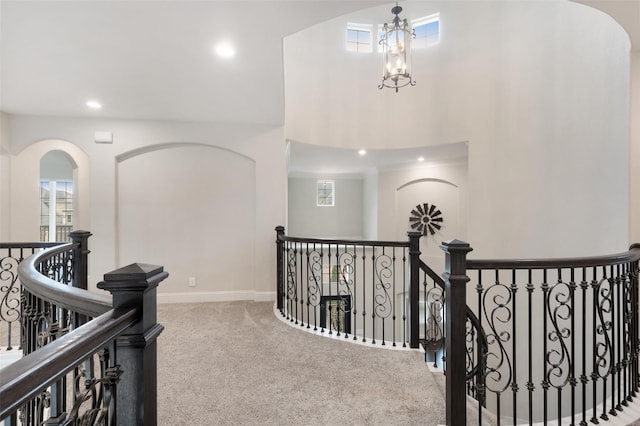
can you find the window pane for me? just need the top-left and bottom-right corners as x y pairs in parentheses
(346, 28), (359, 44)
(317, 180), (334, 206)
(413, 14), (440, 49)
(346, 25), (372, 53)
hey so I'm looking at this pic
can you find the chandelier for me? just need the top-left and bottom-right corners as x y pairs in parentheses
(378, 3), (415, 92)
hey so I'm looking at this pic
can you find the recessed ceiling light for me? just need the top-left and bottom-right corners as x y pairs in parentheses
(86, 100), (102, 109)
(358, 149), (367, 156)
(215, 43), (236, 58)
(417, 156), (425, 162)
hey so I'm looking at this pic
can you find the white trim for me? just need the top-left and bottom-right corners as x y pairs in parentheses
(158, 290), (276, 304)
(412, 12), (440, 28)
(274, 303), (419, 352)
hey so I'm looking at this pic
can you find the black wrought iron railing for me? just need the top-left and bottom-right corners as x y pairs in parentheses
(417, 259), (446, 365)
(0, 242), (62, 352)
(0, 231), (168, 425)
(275, 226), (424, 348)
(443, 242), (640, 425)
(276, 227), (640, 425)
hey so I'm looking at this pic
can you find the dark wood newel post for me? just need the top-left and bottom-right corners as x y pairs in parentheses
(276, 226), (285, 312)
(408, 230), (422, 349)
(69, 230), (92, 290)
(97, 263), (169, 426)
(441, 239), (472, 426)
(632, 244), (640, 394)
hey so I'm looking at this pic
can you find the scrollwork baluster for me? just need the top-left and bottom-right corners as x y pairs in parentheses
(373, 247), (393, 346)
(0, 253), (20, 350)
(285, 244), (297, 323)
(482, 269), (513, 421)
(594, 268), (614, 421)
(545, 271), (572, 423)
(337, 248), (354, 339)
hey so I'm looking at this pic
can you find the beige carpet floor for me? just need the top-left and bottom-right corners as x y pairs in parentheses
(156, 301), (446, 426)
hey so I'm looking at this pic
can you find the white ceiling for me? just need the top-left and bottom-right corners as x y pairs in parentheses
(0, 0), (386, 126)
(1, 0), (637, 128)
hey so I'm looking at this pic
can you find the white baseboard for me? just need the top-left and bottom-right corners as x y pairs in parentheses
(157, 291), (276, 304)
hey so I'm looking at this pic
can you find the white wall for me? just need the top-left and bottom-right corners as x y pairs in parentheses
(4, 115), (286, 302)
(631, 52), (640, 245)
(284, 0), (631, 259)
(362, 170), (378, 240)
(0, 113), (10, 241)
(288, 175), (363, 239)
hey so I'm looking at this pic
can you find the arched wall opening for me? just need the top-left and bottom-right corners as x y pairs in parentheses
(9, 140), (90, 242)
(115, 143), (257, 301)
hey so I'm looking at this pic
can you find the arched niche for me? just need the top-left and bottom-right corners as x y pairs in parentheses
(395, 178), (461, 263)
(115, 142), (257, 300)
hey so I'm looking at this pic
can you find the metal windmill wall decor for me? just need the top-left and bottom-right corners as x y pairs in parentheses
(409, 203), (443, 236)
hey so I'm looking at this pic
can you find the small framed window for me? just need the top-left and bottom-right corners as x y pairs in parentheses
(317, 180), (334, 206)
(412, 14), (440, 49)
(346, 23), (373, 53)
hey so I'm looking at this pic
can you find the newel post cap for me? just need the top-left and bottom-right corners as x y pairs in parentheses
(97, 263), (168, 293)
(68, 230), (93, 238)
(440, 239), (473, 254)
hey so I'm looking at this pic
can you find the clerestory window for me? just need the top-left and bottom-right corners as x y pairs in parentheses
(412, 14), (440, 49)
(346, 23), (373, 53)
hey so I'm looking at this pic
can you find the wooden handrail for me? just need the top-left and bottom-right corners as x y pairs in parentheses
(17, 243), (111, 317)
(3, 235), (167, 425)
(0, 307), (139, 419)
(466, 243), (640, 270)
(0, 242), (62, 249)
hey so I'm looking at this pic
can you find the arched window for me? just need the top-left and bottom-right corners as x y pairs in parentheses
(40, 151), (74, 242)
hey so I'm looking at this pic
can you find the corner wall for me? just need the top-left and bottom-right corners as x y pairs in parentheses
(0, 113), (10, 241)
(631, 52), (640, 245)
